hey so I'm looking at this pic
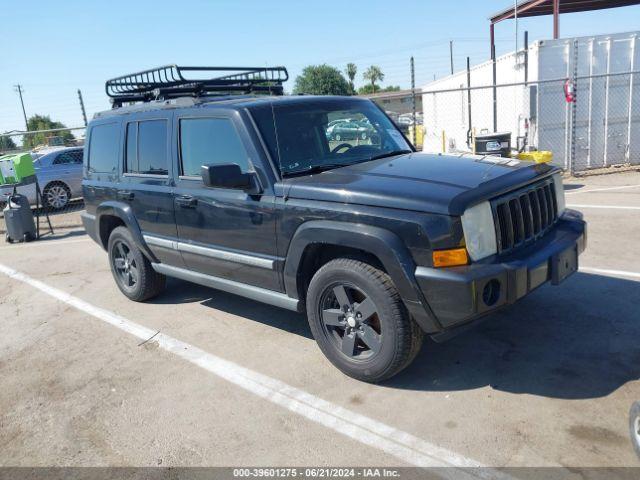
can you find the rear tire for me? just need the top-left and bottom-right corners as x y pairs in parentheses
(306, 258), (423, 383)
(108, 226), (165, 302)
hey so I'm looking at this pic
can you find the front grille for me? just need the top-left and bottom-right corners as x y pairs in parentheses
(492, 178), (558, 254)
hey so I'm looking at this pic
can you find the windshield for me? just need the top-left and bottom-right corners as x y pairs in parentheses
(249, 98), (412, 177)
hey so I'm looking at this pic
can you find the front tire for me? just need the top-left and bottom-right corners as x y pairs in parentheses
(306, 258), (423, 383)
(108, 226), (166, 302)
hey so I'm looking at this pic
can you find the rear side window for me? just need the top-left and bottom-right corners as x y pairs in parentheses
(179, 118), (249, 177)
(54, 150), (83, 165)
(88, 123), (119, 173)
(125, 119), (168, 175)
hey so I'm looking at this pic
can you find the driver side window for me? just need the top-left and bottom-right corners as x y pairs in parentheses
(179, 117), (251, 177)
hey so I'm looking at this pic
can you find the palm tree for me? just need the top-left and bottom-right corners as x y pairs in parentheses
(345, 63), (357, 94)
(363, 66), (384, 94)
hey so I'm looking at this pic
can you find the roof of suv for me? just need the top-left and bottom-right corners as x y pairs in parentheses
(93, 95), (371, 120)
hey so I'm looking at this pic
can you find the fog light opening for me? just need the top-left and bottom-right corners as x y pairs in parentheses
(482, 279), (501, 307)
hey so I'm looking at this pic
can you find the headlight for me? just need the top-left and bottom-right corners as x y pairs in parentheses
(552, 174), (566, 215)
(461, 201), (498, 261)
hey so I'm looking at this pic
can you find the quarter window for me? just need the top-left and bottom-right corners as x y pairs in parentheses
(179, 118), (250, 177)
(88, 123), (119, 173)
(125, 119), (168, 175)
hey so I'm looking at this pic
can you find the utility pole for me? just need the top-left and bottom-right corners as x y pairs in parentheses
(410, 56), (417, 146)
(14, 84), (28, 130)
(449, 41), (454, 75)
(77, 89), (88, 126)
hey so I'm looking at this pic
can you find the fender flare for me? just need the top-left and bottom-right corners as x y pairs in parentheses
(283, 220), (442, 333)
(95, 201), (158, 262)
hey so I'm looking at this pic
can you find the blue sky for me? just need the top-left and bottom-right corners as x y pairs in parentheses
(2, 0), (639, 136)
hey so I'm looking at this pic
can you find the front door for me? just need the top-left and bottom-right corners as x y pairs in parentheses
(173, 112), (280, 292)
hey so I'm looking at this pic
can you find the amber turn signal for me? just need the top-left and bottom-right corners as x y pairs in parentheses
(432, 248), (469, 268)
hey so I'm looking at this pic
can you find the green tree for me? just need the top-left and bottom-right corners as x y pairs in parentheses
(22, 115), (75, 149)
(293, 65), (350, 96)
(357, 84), (400, 95)
(0, 135), (17, 152)
(362, 66), (385, 94)
(345, 63), (357, 94)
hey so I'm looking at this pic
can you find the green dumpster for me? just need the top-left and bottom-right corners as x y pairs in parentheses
(0, 154), (17, 185)
(0, 153), (36, 185)
(12, 153), (36, 183)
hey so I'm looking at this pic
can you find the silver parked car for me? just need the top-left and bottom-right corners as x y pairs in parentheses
(0, 147), (83, 210)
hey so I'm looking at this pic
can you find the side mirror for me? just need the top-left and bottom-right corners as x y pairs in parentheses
(201, 163), (262, 194)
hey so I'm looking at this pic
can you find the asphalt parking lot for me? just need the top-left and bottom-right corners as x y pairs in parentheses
(0, 171), (639, 469)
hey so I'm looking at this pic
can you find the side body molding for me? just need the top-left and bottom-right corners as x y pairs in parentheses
(95, 201), (158, 262)
(283, 220), (442, 333)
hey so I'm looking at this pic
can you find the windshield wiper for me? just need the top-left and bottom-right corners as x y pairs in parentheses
(283, 163), (351, 178)
(369, 150), (412, 161)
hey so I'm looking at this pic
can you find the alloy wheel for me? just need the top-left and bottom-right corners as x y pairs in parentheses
(112, 240), (139, 288)
(319, 283), (382, 360)
(45, 185), (69, 209)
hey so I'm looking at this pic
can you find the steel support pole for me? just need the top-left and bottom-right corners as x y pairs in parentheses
(490, 23), (498, 132)
(553, 0), (560, 39)
(411, 56), (417, 147)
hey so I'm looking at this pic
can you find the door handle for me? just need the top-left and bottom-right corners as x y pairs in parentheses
(116, 190), (135, 201)
(176, 195), (197, 208)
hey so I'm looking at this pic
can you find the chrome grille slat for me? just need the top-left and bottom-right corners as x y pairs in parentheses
(492, 178), (559, 255)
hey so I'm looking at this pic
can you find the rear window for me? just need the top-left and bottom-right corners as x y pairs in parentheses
(125, 119), (168, 175)
(88, 123), (119, 173)
(54, 150), (83, 165)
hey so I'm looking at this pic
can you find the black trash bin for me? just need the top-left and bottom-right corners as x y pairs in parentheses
(3, 193), (36, 243)
(474, 132), (511, 157)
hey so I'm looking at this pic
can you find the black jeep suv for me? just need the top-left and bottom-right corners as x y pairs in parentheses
(82, 66), (586, 382)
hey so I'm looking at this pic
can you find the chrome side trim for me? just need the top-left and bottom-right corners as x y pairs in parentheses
(142, 234), (275, 270)
(177, 242), (275, 269)
(152, 263), (300, 312)
(143, 235), (178, 250)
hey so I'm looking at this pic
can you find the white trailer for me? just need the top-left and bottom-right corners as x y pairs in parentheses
(421, 31), (640, 171)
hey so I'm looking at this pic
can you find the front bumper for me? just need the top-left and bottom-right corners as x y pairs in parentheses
(415, 209), (586, 331)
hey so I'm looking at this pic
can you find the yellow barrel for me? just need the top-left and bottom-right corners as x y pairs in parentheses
(516, 151), (553, 164)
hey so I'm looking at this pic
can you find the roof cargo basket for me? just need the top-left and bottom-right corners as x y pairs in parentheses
(106, 65), (288, 107)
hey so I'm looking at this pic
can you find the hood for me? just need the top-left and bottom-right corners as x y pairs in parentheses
(282, 152), (556, 216)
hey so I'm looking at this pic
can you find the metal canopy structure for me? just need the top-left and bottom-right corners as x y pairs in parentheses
(489, 0), (640, 44)
(485, 0), (640, 132)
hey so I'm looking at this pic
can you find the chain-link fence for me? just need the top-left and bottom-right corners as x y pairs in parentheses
(421, 69), (640, 174)
(0, 128), (86, 238)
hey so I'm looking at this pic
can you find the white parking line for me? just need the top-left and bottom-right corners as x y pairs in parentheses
(567, 204), (640, 210)
(0, 238), (91, 249)
(580, 266), (640, 280)
(565, 184), (640, 195)
(0, 262), (507, 477)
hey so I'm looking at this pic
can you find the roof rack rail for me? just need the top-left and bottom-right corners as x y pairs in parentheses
(106, 65), (288, 107)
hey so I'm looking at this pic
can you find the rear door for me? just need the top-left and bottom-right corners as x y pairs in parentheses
(119, 112), (182, 267)
(172, 110), (280, 291)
